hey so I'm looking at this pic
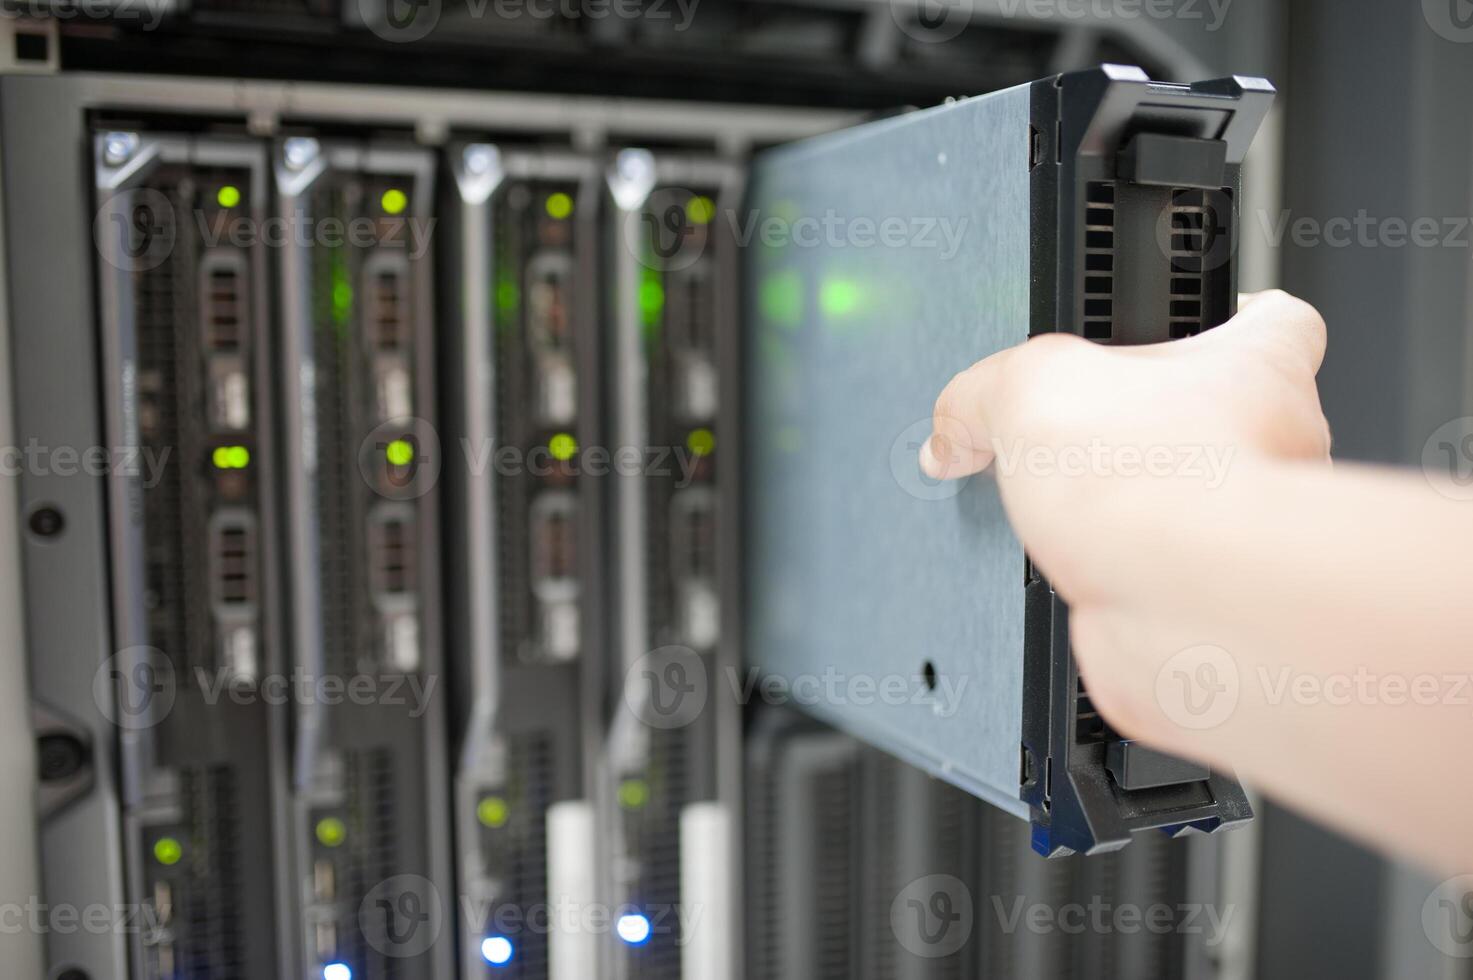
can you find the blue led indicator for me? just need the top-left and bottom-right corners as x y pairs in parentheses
(322, 964), (353, 980)
(482, 935), (514, 967)
(616, 912), (652, 946)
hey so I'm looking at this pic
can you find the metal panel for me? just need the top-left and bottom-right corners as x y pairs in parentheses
(744, 82), (1034, 815)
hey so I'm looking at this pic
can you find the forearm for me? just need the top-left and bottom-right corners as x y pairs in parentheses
(1049, 458), (1473, 872)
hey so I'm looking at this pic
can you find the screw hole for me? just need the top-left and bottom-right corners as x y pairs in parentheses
(29, 505), (64, 539)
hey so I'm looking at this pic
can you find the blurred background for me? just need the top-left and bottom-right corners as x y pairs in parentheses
(1, 0), (1470, 978)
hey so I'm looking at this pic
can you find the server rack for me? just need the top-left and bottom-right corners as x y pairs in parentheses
(602, 147), (744, 980)
(274, 136), (455, 979)
(444, 143), (608, 979)
(94, 131), (290, 980)
(2, 61), (1264, 980)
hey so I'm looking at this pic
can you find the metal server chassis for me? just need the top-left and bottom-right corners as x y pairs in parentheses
(745, 65), (1273, 856)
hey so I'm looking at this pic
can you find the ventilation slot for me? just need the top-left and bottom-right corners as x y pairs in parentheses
(201, 253), (247, 351)
(369, 509), (416, 597)
(1075, 675), (1112, 743)
(1082, 181), (1115, 341)
(210, 515), (257, 608)
(368, 263), (409, 352)
(1168, 188), (1213, 338)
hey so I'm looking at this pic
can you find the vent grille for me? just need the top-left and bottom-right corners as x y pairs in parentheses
(179, 766), (248, 979)
(369, 509), (416, 597)
(211, 516), (257, 607)
(1075, 676), (1111, 744)
(1082, 182), (1115, 341)
(368, 263), (409, 352)
(1167, 188), (1218, 338)
(202, 255), (246, 350)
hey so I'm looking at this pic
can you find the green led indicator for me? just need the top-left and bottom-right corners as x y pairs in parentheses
(385, 439), (415, 467)
(153, 837), (183, 866)
(548, 432), (578, 462)
(638, 279), (665, 325)
(819, 279), (861, 319)
(760, 270), (804, 329)
(496, 279), (520, 315)
(217, 185), (242, 209)
(212, 445), (250, 470)
(686, 427), (715, 458)
(332, 277), (353, 325)
(381, 188), (409, 216)
(315, 816), (347, 848)
(477, 796), (510, 829)
(545, 192), (574, 220)
(686, 195), (716, 225)
(618, 778), (649, 810)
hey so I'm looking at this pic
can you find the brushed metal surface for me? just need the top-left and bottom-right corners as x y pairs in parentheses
(745, 82), (1034, 816)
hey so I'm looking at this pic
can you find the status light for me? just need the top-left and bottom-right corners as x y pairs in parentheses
(482, 935), (514, 967)
(217, 185), (242, 208)
(686, 195), (716, 225)
(386, 439), (415, 467)
(686, 428), (715, 458)
(545, 192), (574, 220)
(548, 432), (578, 462)
(153, 837), (183, 866)
(323, 963), (353, 980)
(212, 445), (250, 470)
(477, 796), (510, 829)
(618, 778), (649, 810)
(381, 189), (409, 216)
(616, 912), (652, 946)
(315, 816), (347, 848)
